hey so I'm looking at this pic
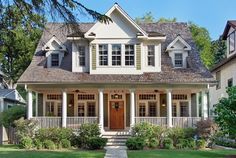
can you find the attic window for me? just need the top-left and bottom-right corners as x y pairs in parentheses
(174, 53), (183, 68)
(51, 54), (59, 67)
(46, 46), (50, 49)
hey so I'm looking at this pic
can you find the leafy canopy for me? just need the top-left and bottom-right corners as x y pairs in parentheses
(214, 86), (236, 140)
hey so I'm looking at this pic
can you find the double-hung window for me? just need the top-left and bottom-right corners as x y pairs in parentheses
(139, 103), (146, 116)
(87, 102), (96, 116)
(99, 44), (108, 66)
(148, 102), (157, 116)
(180, 102), (189, 117)
(174, 53), (183, 68)
(147, 45), (155, 66)
(51, 54), (59, 67)
(78, 46), (85, 66)
(125, 45), (134, 66)
(229, 31), (235, 54)
(216, 71), (221, 89)
(112, 44), (121, 66)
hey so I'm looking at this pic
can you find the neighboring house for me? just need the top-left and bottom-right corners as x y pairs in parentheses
(209, 20), (236, 115)
(0, 71), (25, 144)
(18, 3), (215, 133)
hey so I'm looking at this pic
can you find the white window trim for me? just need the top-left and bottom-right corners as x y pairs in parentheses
(147, 45), (155, 67)
(77, 45), (86, 67)
(174, 53), (183, 68)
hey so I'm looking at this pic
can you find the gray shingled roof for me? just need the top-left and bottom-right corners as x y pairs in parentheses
(18, 22), (215, 84)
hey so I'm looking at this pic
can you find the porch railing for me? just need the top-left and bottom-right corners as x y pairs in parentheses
(135, 117), (201, 128)
(32, 117), (62, 128)
(67, 117), (98, 129)
(135, 117), (167, 127)
(172, 117), (201, 128)
(32, 117), (98, 129)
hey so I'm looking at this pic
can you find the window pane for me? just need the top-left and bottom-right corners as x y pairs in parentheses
(172, 103), (177, 117)
(78, 46), (85, 66)
(87, 102), (96, 116)
(148, 102), (157, 116)
(229, 32), (235, 53)
(228, 78), (233, 87)
(180, 102), (189, 117)
(139, 103), (146, 116)
(99, 44), (108, 66)
(174, 53), (183, 67)
(147, 45), (155, 66)
(216, 71), (221, 89)
(57, 103), (62, 116)
(112, 44), (121, 66)
(125, 45), (134, 66)
(78, 103), (85, 116)
(51, 54), (59, 67)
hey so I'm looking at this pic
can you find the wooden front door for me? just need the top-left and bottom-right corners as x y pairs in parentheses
(110, 101), (124, 130)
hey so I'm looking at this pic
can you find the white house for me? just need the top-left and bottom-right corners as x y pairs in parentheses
(18, 3), (215, 134)
(209, 20), (236, 114)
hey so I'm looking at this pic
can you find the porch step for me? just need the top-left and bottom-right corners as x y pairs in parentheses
(106, 142), (126, 146)
(103, 131), (131, 146)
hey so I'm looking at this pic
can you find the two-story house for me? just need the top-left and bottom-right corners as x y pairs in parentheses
(18, 3), (215, 133)
(209, 20), (236, 114)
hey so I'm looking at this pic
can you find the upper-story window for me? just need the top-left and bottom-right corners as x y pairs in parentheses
(174, 53), (183, 68)
(216, 70), (221, 89)
(125, 45), (135, 66)
(228, 78), (233, 87)
(147, 45), (155, 66)
(229, 31), (235, 54)
(51, 54), (59, 67)
(112, 44), (121, 66)
(78, 46), (86, 66)
(99, 44), (108, 66)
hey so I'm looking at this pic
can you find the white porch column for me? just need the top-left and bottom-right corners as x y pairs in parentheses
(62, 90), (67, 128)
(27, 90), (33, 119)
(167, 89), (173, 127)
(201, 90), (208, 119)
(35, 92), (38, 117)
(196, 92), (200, 117)
(98, 89), (104, 133)
(130, 89), (135, 128)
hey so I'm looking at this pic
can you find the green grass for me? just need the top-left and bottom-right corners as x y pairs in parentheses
(0, 145), (105, 158)
(128, 149), (236, 158)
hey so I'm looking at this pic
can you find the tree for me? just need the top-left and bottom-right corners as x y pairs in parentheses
(214, 86), (236, 140)
(0, 5), (45, 87)
(0, 0), (111, 24)
(189, 22), (214, 68)
(157, 17), (177, 23)
(211, 38), (226, 65)
(135, 12), (156, 23)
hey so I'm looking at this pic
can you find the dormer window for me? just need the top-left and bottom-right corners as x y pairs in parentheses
(174, 53), (183, 68)
(147, 45), (155, 66)
(51, 54), (59, 67)
(78, 46), (86, 66)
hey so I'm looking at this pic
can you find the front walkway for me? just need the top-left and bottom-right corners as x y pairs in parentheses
(104, 146), (128, 158)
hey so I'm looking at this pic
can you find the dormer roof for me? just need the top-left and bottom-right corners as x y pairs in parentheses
(42, 36), (67, 51)
(166, 35), (191, 51)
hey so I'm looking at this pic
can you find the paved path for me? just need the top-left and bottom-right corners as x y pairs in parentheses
(104, 146), (128, 158)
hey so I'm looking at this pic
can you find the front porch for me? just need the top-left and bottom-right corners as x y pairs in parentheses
(26, 85), (209, 132)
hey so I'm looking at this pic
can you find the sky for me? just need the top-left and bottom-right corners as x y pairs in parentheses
(75, 0), (236, 40)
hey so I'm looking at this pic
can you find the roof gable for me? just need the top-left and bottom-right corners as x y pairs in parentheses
(42, 36), (67, 51)
(84, 3), (148, 38)
(166, 35), (191, 51)
(222, 20), (236, 40)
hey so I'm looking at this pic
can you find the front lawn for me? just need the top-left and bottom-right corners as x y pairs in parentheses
(0, 145), (105, 158)
(128, 149), (236, 158)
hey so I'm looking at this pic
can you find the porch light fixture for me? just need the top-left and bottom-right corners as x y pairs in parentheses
(114, 93), (119, 99)
(161, 99), (166, 107)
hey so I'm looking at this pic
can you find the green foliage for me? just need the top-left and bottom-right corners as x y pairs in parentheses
(43, 140), (56, 150)
(167, 127), (184, 146)
(183, 128), (196, 139)
(215, 139), (236, 148)
(163, 138), (174, 149)
(0, 106), (26, 127)
(60, 139), (71, 149)
(147, 138), (159, 148)
(34, 139), (43, 150)
(176, 138), (195, 149)
(20, 136), (33, 149)
(14, 118), (38, 141)
(196, 139), (206, 149)
(157, 17), (177, 23)
(87, 137), (107, 150)
(189, 22), (213, 68)
(135, 12), (156, 23)
(211, 38), (226, 65)
(214, 86), (236, 140)
(36, 128), (73, 144)
(132, 122), (156, 139)
(126, 137), (145, 150)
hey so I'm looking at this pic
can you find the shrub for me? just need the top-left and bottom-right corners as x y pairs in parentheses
(167, 127), (184, 146)
(196, 119), (217, 140)
(76, 123), (101, 148)
(60, 139), (71, 148)
(34, 139), (43, 149)
(176, 138), (196, 149)
(43, 140), (56, 150)
(147, 137), (159, 148)
(0, 106), (26, 128)
(132, 122), (155, 139)
(183, 128), (196, 139)
(87, 137), (107, 149)
(126, 137), (145, 150)
(163, 138), (174, 149)
(20, 136), (33, 149)
(196, 139), (206, 149)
